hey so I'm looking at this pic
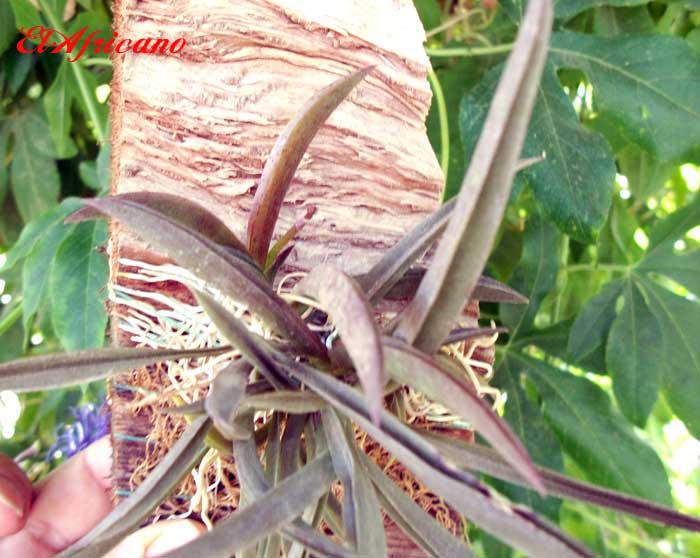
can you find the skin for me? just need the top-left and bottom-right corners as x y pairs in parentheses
(0, 438), (204, 557)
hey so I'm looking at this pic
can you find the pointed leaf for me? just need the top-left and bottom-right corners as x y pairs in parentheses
(247, 67), (372, 264)
(358, 198), (455, 303)
(275, 355), (590, 558)
(424, 434), (700, 532)
(640, 277), (700, 438)
(233, 438), (357, 558)
(382, 265), (528, 305)
(60, 416), (211, 558)
(241, 391), (327, 414)
(49, 221), (108, 350)
(160, 453), (336, 558)
(0, 346), (228, 392)
(395, 0), (553, 351)
(297, 264), (385, 423)
(71, 192), (246, 252)
(607, 280), (662, 427)
(382, 336), (544, 494)
(204, 360), (251, 440)
(322, 409), (387, 557)
(357, 450), (475, 558)
(567, 279), (624, 362)
(195, 291), (289, 389)
(460, 62), (616, 243)
(70, 196), (325, 357)
(512, 352), (672, 507)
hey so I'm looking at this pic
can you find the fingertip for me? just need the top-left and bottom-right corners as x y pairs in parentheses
(83, 437), (113, 490)
(0, 454), (32, 536)
(104, 520), (206, 558)
(145, 520), (206, 557)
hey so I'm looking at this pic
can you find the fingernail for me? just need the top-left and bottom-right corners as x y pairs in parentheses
(0, 476), (25, 518)
(145, 521), (204, 557)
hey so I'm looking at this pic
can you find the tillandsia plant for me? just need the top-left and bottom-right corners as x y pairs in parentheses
(0, 1), (699, 557)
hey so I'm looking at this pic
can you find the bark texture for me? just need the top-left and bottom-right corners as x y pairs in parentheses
(111, 0), (442, 274)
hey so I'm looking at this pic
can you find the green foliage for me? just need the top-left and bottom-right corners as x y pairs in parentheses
(426, 1), (700, 555)
(0, 1), (699, 557)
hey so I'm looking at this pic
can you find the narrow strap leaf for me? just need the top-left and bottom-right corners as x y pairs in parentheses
(274, 355), (590, 558)
(204, 360), (252, 440)
(70, 192), (246, 251)
(195, 290), (292, 389)
(356, 450), (476, 558)
(233, 438), (358, 558)
(241, 390), (327, 414)
(395, 0), (553, 352)
(322, 409), (387, 557)
(59, 416), (211, 558)
(72, 196), (325, 357)
(0, 345), (228, 392)
(382, 336), (544, 494)
(247, 67), (372, 265)
(296, 264), (385, 424)
(357, 198), (456, 303)
(442, 326), (506, 346)
(380, 265), (527, 305)
(159, 452), (337, 558)
(424, 433), (700, 532)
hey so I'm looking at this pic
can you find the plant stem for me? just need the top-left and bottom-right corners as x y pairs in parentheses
(81, 58), (113, 67)
(427, 68), (450, 196)
(564, 263), (631, 273)
(572, 504), (686, 558)
(425, 43), (514, 58)
(0, 301), (22, 336)
(37, 0), (107, 143)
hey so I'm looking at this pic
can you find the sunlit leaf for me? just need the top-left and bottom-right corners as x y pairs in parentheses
(396, 0), (553, 351)
(297, 264), (385, 423)
(0, 345), (228, 392)
(382, 336), (545, 494)
(247, 67), (372, 265)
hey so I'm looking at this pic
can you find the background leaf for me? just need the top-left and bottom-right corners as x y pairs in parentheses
(49, 220), (108, 350)
(606, 280), (662, 427)
(549, 32), (700, 166)
(514, 353), (673, 506)
(461, 65), (615, 242)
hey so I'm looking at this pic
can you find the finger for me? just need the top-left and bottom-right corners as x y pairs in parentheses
(0, 454), (33, 536)
(22, 437), (113, 553)
(105, 520), (206, 558)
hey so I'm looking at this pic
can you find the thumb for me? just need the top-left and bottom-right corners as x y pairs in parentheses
(105, 519), (206, 558)
(0, 454), (33, 537)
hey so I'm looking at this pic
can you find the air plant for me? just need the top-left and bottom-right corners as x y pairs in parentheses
(1, 1), (698, 557)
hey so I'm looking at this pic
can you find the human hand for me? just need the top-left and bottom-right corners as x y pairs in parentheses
(0, 438), (204, 557)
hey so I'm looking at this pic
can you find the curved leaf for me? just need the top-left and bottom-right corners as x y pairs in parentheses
(204, 360), (252, 440)
(60, 416), (211, 558)
(297, 264), (384, 423)
(70, 195), (325, 357)
(382, 336), (544, 494)
(275, 355), (590, 558)
(247, 67), (372, 264)
(0, 345), (228, 392)
(395, 0), (553, 352)
(160, 453), (336, 558)
(424, 433), (700, 532)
